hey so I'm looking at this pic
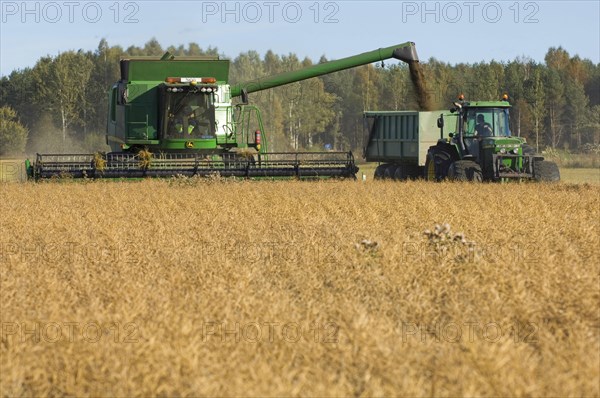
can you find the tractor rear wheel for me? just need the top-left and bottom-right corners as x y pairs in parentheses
(424, 156), (436, 181)
(533, 160), (560, 182)
(448, 160), (483, 182)
(425, 150), (453, 181)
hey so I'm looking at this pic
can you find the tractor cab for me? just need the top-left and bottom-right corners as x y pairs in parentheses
(438, 95), (516, 161)
(452, 95), (512, 151)
(459, 103), (513, 163)
(461, 106), (511, 138)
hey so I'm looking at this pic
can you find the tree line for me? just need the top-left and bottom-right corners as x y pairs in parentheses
(1, 38), (598, 155)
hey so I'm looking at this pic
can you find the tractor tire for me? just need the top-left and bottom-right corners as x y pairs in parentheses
(448, 160), (483, 182)
(425, 150), (453, 181)
(424, 156), (436, 181)
(522, 144), (536, 155)
(533, 160), (560, 182)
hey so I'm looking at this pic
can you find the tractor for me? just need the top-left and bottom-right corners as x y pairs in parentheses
(425, 95), (560, 182)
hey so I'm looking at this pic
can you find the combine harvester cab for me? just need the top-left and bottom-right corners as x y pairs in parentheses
(30, 42), (422, 180)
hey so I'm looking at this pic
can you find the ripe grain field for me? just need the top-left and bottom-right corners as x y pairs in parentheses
(1, 179), (599, 396)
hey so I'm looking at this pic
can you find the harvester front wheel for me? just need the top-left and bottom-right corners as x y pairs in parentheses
(533, 160), (560, 182)
(448, 160), (483, 182)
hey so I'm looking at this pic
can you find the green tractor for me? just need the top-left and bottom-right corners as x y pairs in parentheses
(426, 95), (560, 182)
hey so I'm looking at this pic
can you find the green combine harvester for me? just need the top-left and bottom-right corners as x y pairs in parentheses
(28, 42), (420, 180)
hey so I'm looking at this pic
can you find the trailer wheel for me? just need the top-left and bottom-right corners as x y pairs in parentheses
(394, 165), (421, 180)
(533, 160), (560, 182)
(374, 164), (388, 180)
(393, 166), (405, 180)
(448, 160), (483, 182)
(384, 165), (398, 180)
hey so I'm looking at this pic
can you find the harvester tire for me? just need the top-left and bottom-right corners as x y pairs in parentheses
(533, 160), (560, 182)
(448, 160), (483, 182)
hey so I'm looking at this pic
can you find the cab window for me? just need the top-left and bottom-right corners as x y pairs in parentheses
(463, 108), (511, 137)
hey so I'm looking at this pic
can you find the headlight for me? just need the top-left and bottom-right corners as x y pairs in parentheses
(499, 148), (506, 154)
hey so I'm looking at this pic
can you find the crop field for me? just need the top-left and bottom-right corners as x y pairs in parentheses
(1, 178), (599, 396)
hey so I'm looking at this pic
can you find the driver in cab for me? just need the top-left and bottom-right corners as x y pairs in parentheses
(169, 106), (202, 136)
(475, 114), (493, 137)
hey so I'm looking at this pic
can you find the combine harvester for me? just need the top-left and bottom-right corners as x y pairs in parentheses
(28, 42), (422, 180)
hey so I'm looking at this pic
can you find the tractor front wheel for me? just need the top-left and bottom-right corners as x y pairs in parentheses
(448, 160), (483, 182)
(533, 160), (560, 182)
(425, 150), (453, 181)
(522, 144), (536, 155)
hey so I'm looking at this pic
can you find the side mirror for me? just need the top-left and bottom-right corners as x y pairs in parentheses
(241, 89), (249, 105)
(437, 117), (444, 128)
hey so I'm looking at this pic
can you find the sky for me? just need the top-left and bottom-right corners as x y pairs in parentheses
(0, 0), (599, 76)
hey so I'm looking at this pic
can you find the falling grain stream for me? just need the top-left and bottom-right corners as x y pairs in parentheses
(408, 61), (434, 111)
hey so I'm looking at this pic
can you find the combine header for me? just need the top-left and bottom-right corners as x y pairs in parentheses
(32, 151), (357, 179)
(28, 42), (421, 180)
